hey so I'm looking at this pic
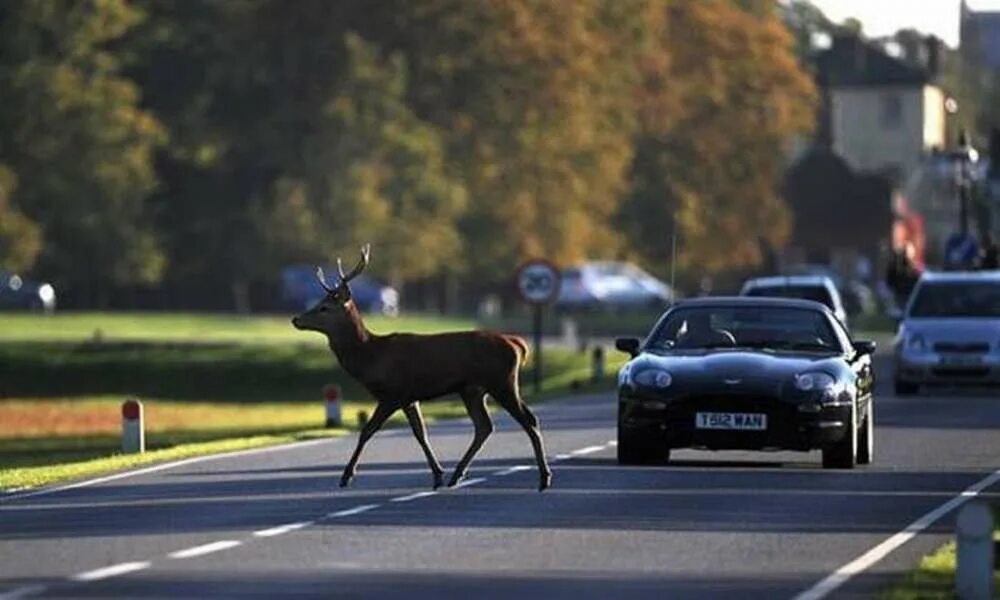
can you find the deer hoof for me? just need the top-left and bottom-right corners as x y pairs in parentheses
(432, 473), (444, 489)
(339, 475), (353, 488)
(538, 472), (552, 492)
(447, 472), (464, 488)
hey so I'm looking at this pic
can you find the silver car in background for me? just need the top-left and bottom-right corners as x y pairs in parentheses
(893, 271), (1000, 395)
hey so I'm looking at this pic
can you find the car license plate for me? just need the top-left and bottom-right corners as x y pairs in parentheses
(939, 354), (983, 366)
(695, 412), (767, 431)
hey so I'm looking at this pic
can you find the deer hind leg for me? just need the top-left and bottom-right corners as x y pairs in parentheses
(403, 402), (445, 489)
(340, 402), (396, 488)
(448, 387), (493, 488)
(490, 381), (551, 491)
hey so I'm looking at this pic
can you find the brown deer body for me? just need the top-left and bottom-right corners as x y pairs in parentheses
(292, 245), (551, 491)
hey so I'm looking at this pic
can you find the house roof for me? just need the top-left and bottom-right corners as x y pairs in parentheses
(816, 35), (933, 88)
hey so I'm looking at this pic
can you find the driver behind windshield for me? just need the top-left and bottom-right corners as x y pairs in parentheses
(675, 312), (736, 349)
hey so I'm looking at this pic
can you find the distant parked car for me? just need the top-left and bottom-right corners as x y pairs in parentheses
(556, 261), (673, 311)
(893, 270), (1000, 395)
(280, 265), (399, 316)
(785, 264), (876, 317)
(0, 271), (56, 312)
(740, 275), (848, 326)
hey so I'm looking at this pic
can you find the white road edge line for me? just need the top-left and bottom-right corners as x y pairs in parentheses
(70, 561), (151, 582)
(792, 467), (1000, 600)
(168, 540), (242, 559)
(391, 490), (438, 503)
(2, 438), (332, 502)
(553, 453), (572, 461)
(571, 445), (606, 456)
(253, 521), (315, 537)
(0, 585), (48, 600)
(328, 503), (380, 518)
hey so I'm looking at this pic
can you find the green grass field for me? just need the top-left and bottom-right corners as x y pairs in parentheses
(0, 311), (624, 491)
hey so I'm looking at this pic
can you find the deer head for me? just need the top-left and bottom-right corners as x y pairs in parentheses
(291, 244), (370, 334)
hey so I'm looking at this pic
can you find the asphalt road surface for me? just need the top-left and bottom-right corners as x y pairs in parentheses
(2, 354), (999, 599)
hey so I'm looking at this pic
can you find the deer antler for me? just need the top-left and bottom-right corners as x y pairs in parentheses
(337, 243), (371, 284)
(315, 267), (335, 293)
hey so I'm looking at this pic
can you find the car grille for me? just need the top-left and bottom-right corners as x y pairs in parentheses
(933, 342), (990, 354)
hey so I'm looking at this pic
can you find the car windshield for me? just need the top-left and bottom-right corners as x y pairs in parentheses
(908, 282), (1000, 318)
(745, 284), (834, 310)
(647, 306), (840, 352)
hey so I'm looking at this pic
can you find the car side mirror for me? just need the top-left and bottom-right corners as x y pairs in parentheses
(615, 337), (640, 357)
(853, 340), (877, 356)
(887, 306), (903, 325)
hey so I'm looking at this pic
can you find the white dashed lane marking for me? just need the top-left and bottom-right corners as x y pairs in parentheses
(390, 490), (438, 503)
(494, 465), (532, 476)
(327, 503), (380, 518)
(168, 540), (242, 559)
(0, 585), (48, 600)
(70, 561), (151, 582)
(253, 521), (315, 538)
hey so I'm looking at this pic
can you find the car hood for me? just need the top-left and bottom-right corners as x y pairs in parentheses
(901, 318), (1000, 342)
(628, 349), (841, 383)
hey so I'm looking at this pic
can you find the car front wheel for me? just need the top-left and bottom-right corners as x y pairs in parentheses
(822, 405), (857, 469)
(856, 403), (873, 465)
(894, 379), (919, 396)
(617, 428), (667, 465)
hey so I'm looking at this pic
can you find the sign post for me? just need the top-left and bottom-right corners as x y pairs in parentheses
(515, 259), (561, 394)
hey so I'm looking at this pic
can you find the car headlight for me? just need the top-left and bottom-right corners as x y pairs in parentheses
(633, 369), (673, 388)
(906, 333), (927, 353)
(795, 372), (836, 392)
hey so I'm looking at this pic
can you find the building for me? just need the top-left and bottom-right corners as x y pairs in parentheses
(960, 0), (1000, 70)
(815, 34), (947, 183)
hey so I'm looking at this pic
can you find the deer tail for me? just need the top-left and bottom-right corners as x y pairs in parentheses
(506, 335), (530, 367)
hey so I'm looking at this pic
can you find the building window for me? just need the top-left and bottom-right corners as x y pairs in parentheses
(880, 93), (902, 129)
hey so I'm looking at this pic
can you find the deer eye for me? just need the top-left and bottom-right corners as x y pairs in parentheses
(318, 306), (328, 313)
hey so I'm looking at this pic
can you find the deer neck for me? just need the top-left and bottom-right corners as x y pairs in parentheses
(326, 304), (373, 376)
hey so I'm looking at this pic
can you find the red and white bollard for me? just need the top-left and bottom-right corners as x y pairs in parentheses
(121, 397), (145, 454)
(324, 384), (342, 428)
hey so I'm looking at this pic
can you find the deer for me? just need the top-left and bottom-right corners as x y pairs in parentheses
(291, 244), (552, 491)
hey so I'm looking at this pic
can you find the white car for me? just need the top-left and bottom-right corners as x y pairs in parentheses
(556, 261), (673, 310)
(740, 275), (848, 326)
(893, 271), (1000, 395)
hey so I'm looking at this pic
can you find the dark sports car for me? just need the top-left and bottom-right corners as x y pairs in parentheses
(615, 297), (876, 469)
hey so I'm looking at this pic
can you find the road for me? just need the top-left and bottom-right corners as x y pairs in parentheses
(2, 354), (999, 599)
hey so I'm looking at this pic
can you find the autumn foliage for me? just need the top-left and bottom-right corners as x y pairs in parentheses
(0, 0), (816, 304)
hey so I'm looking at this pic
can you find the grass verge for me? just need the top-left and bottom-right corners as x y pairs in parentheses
(882, 505), (999, 599)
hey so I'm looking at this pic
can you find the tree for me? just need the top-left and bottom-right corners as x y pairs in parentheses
(0, 0), (165, 300)
(262, 33), (467, 288)
(363, 0), (645, 276)
(619, 0), (817, 279)
(0, 165), (42, 273)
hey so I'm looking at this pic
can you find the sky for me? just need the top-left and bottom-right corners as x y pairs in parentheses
(807, 0), (1000, 47)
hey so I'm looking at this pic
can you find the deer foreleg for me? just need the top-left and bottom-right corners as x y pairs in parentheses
(448, 388), (493, 487)
(340, 403), (396, 488)
(403, 403), (444, 489)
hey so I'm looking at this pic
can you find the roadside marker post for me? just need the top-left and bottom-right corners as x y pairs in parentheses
(956, 500), (994, 599)
(591, 346), (605, 382)
(121, 398), (145, 454)
(324, 384), (342, 428)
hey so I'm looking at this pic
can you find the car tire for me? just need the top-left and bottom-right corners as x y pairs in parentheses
(617, 428), (664, 465)
(856, 402), (873, 466)
(822, 405), (857, 469)
(894, 379), (919, 396)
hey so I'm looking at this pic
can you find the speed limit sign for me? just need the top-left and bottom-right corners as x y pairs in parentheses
(515, 259), (561, 305)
